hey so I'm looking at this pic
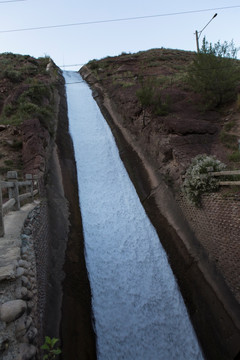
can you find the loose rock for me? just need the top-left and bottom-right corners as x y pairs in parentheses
(21, 326), (38, 343)
(23, 228), (32, 236)
(15, 287), (28, 300)
(17, 343), (37, 360)
(21, 276), (31, 290)
(15, 316), (32, 339)
(26, 291), (33, 300)
(18, 260), (30, 269)
(0, 338), (9, 353)
(0, 300), (27, 323)
(16, 267), (25, 278)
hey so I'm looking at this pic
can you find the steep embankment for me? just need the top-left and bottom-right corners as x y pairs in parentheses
(80, 48), (240, 360)
(0, 54), (96, 359)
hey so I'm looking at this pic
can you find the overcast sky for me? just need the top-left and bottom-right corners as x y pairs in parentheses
(0, 0), (239, 70)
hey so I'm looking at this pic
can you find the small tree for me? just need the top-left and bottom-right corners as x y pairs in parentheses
(136, 78), (155, 127)
(188, 37), (240, 108)
(182, 154), (226, 206)
(136, 78), (171, 127)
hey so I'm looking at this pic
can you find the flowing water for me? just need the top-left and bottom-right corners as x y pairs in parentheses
(63, 71), (203, 360)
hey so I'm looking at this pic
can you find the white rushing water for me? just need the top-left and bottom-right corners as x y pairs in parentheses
(63, 71), (203, 360)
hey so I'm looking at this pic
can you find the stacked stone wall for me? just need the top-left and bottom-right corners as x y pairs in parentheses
(30, 201), (50, 349)
(0, 205), (41, 360)
(0, 200), (54, 359)
(176, 190), (240, 303)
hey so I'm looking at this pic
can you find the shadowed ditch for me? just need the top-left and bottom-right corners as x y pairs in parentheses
(55, 79), (96, 359)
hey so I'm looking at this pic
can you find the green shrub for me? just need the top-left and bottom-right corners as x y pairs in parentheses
(228, 151), (240, 162)
(21, 80), (52, 104)
(121, 81), (135, 88)
(182, 154), (226, 206)
(187, 37), (240, 108)
(4, 68), (23, 83)
(3, 104), (17, 117)
(224, 121), (235, 131)
(19, 101), (40, 115)
(0, 77), (55, 132)
(4, 159), (13, 166)
(136, 78), (171, 119)
(41, 336), (61, 360)
(136, 79), (155, 108)
(153, 93), (171, 116)
(0, 167), (11, 175)
(88, 59), (99, 71)
(220, 131), (238, 150)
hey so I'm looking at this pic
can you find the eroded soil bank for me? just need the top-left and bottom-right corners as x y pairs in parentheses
(80, 65), (240, 360)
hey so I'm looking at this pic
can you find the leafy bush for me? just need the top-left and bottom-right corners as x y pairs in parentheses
(228, 151), (240, 162)
(182, 154), (226, 206)
(224, 121), (235, 131)
(153, 93), (171, 116)
(220, 131), (238, 150)
(19, 81), (52, 106)
(4, 68), (23, 83)
(41, 336), (61, 360)
(0, 76), (55, 133)
(88, 59), (99, 70)
(4, 159), (13, 166)
(136, 78), (171, 126)
(187, 37), (240, 108)
(136, 79), (155, 108)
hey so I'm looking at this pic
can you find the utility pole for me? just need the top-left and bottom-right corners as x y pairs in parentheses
(195, 30), (200, 53)
(195, 13), (217, 53)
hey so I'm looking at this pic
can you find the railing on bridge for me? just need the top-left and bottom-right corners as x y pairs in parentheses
(0, 171), (40, 237)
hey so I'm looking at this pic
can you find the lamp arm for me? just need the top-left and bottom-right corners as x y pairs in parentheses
(198, 13), (217, 39)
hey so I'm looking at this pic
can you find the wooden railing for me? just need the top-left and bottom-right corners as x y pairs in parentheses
(0, 171), (39, 237)
(182, 169), (240, 186)
(207, 169), (240, 186)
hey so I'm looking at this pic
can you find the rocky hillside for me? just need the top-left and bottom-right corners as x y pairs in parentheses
(83, 48), (240, 182)
(0, 53), (61, 179)
(0, 54), (96, 359)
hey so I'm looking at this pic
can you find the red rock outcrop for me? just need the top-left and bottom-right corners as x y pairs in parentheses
(21, 118), (50, 175)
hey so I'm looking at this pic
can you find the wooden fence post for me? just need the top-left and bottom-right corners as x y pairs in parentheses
(33, 175), (40, 195)
(0, 182), (4, 237)
(25, 174), (34, 201)
(7, 171), (20, 211)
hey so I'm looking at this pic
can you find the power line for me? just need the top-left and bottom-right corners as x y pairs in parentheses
(0, 5), (240, 33)
(0, 0), (26, 3)
(58, 56), (240, 71)
(60, 63), (84, 68)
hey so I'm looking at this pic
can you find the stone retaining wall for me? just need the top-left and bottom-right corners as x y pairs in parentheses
(176, 191), (240, 304)
(0, 206), (40, 360)
(29, 201), (50, 350)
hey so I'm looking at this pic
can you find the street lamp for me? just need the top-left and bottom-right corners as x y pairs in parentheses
(195, 13), (217, 53)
